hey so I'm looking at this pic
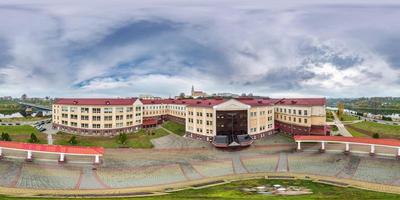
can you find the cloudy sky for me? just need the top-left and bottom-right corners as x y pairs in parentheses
(0, 0), (400, 98)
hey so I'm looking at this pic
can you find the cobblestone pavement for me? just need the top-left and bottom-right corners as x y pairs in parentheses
(0, 145), (399, 192)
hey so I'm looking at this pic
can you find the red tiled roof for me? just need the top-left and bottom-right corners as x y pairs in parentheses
(272, 98), (326, 106)
(0, 141), (104, 155)
(141, 98), (225, 107)
(140, 97), (325, 107)
(54, 98), (137, 106)
(294, 136), (400, 147)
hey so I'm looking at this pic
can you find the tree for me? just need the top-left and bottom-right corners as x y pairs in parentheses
(179, 93), (185, 98)
(28, 133), (39, 143)
(21, 94), (27, 100)
(1, 132), (11, 141)
(118, 133), (128, 144)
(68, 135), (78, 145)
(372, 133), (380, 139)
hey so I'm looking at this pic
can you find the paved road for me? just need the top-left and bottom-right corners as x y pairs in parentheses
(332, 111), (352, 137)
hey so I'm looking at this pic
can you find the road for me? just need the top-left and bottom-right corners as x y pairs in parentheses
(332, 111), (352, 137)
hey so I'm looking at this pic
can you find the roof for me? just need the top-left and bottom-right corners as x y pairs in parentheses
(0, 141), (104, 155)
(141, 98), (225, 107)
(54, 98), (137, 106)
(140, 97), (325, 107)
(294, 135), (400, 147)
(272, 98), (326, 106)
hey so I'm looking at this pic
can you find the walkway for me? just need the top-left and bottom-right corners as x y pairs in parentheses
(332, 111), (352, 137)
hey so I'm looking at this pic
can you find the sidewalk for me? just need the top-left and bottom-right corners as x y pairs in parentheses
(332, 111), (352, 137)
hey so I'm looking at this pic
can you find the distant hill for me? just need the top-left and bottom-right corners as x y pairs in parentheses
(327, 97), (400, 115)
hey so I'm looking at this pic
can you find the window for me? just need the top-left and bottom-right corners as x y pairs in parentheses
(81, 115), (89, 120)
(81, 123), (89, 128)
(116, 107), (124, 113)
(116, 115), (123, 120)
(298, 118), (302, 123)
(62, 113), (68, 118)
(104, 108), (113, 113)
(116, 122), (123, 128)
(127, 107), (133, 112)
(197, 119), (202, 124)
(196, 112), (202, 117)
(206, 120), (212, 126)
(61, 120), (68, 125)
(288, 109), (291, 114)
(127, 121), (133, 126)
(92, 116), (101, 121)
(104, 124), (112, 128)
(293, 117), (296, 122)
(92, 124), (101, 129)
(304, 110), (308, 115)
(293, 109), (296, 115)
(126, 114), (133, 119)
(206, 113), (213, 117)
(92, 108), (101, 113)
(61, 106), (68, 112)
(81, 107), (89, 113)
(104, 116), (112, 121)
(71, 122), (77, 127)
(135, 106), (141, 111)
(70, 114), (78, 120)
(298, 110), (302, 115)
(304, 119), (308, 124)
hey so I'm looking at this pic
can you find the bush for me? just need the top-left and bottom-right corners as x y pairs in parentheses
(1, 132), (11, 141)
(68, 135), (78, 145)
(28, 133), (39, 143)
(372, 133), (380, 139)
(118, 133), (128, 144)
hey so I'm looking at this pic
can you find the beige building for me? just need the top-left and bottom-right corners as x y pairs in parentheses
(52, 97), (327, 146)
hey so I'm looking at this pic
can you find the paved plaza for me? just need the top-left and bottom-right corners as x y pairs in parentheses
(0, 133), (399, 196)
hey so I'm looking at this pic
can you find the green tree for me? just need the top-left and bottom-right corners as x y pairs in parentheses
(118, 133), (128, 145)
(68, 135), (78, 145)
(372, 133), (380, 139)
(1, 132), (11, 141)
(28, 133), (39, 143)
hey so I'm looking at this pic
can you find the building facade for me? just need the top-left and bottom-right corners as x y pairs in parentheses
(52, 97), (328, 143)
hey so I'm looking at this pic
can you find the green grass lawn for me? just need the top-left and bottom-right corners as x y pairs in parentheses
(345, 125), (369, 137)
(54, 128), (169, 148)
(348, 121), (400, 138)
(0, 125), (47, 144)
(340, 114), (359, 121)
(326, 110), (334, 122)
(0, 179), (398, 200)
(162, 121), (185, 136)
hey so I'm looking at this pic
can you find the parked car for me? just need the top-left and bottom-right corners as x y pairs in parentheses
(39, 127), (47, 132)
(16, 123), (20, 125)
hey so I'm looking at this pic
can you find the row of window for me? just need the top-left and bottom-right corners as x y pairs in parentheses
(250, 124), (274, 132)
(250, 110), (273, 117)
(276, 107), (308, 116)
(60, 121), (140, 128)
(59, 114), (137, 121)
(59, 106), (141, 114)
(188, 111), (213, 117)
(278, 115), (308, 124)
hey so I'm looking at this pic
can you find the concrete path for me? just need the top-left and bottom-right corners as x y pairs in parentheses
(332, 111), (352, 137)
(275, 152), (289, 172)
(151, 127), (212, 149)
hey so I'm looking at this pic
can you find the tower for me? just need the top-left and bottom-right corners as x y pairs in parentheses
(191, 85), (194, 96)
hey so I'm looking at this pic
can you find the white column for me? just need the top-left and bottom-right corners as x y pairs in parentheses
(297, 141), (301, 150)
(27, 150), (32, 160)
(397, 148), (400, 157)
(370, 145), (375, 155)
(0, 147), (2, 157)
(321, 141), (325, 150)
(59, 153), (65, 162)
(94, 155), (100, 164)
(345, 143), (350, 152)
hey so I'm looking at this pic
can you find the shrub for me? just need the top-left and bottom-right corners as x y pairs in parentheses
(28, 133), (39, 143)
(1, 132), (11, 141)
(372, 133), (380, 139)
(118, 133), (128, 144)
(68, 135), (78, 145)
